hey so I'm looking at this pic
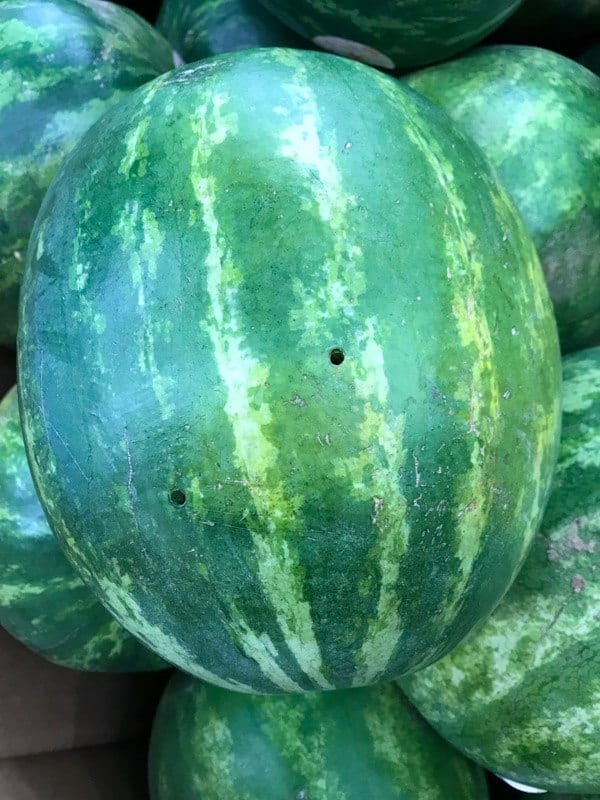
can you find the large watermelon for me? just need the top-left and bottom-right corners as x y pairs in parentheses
(157, 0), (305, 61)
(0, 386), (167, 672)
(149, 673), (489, 799)
(18, 48), (561, 694)
(400, 346), (600, 794)
(0, 0), (177, 349)
(405, 46), (600, 355)
(255, 0), (523, 71)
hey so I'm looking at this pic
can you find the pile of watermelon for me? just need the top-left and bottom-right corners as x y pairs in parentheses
(1, 0), (598, 797)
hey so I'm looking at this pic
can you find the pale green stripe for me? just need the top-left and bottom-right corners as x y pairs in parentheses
(191, 89), (332, 691)
(278, 62), (408, 685)
(404, 115), (499, 628)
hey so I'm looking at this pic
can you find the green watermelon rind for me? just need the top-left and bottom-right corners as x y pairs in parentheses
(405, 45), (600, 354)
(0, 0), (176, 348)
(0, 386), (168, 672)
(149, 673), (489, 799)
(18, 48), (560, 694)
(156, 0), (306, 62)
(256, 0), (523, 70)
(400, 346), (600, 794)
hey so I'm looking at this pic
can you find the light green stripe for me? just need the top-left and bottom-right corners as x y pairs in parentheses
(444, 0), (522, 45)
(193, 701), (237, 795)
(404, 117), (498, 626)
(113, 200), (174, 420)
(191, 89), (332, 691)
(0, 575), (76, 605)
(279, 63), (408, 685)
(350, 321), (407, 685)
(260, 697), (345, 799)
(97, 571), (252, 691)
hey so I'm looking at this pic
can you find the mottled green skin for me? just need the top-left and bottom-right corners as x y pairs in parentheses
(0, 387), (167, 672)
(581, 44), (600, 75)
(157, 0), (305, 61)
(401, 347), (600, 794)
(406, 46), (600, 355)
(18, 49), (560, 694)
(0, 0), (176, 348)
(257, 0), (522, 70)
(149, 674), (489, 799)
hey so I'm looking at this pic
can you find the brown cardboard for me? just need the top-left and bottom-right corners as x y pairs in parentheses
(0, 741), (149, 800)
(0, 626), (169, 760)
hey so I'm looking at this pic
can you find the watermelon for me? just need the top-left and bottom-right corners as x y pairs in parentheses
(255, 0), (523, 71)
(18, 48), (561, 694)
(149, 672), (489, 799)
(156, 0), (306, 62)
(0, 386), (167, 672)
(0, 0), (177, 349)
(405, 46), (600, 355)
(400, 346), (600, 794)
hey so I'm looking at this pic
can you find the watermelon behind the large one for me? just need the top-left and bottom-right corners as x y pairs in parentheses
(0, 386), (167, 672)
(149, 673), (489, 799)
(405, 46), (600, 354)
(256, 0), (523, 70)
(400, 347), (600, 794)
(156, 0), (306, 61)
(0, 0), (176, 348)
(18, 48), (560, 694)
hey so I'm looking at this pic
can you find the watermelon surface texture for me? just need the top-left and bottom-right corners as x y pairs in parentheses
(0, 386), (167, 672)
(0, 0), (177, 349)
(400, 346), (600, 794)
(256, 0), (523, 70)
(157, 0), (305, 61)
(405, 46), (600, 355)
(149, 673), (489, 799)
(18, 48), (561, 694)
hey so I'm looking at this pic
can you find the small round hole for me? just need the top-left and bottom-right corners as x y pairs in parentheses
(329, 348), (345, 365)
(169, 488), (186, 507)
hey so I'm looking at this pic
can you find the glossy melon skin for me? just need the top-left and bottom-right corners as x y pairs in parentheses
(0, 0), (176, 348)
(157, 0), (305, 61)
(406, 46), (600, 354)
(149, 673), (489, 800)
(18, 49), (560, 694)
(400, 347), (600, 794)
(256, 0), (522, 71)
(0, 387), (167, 671)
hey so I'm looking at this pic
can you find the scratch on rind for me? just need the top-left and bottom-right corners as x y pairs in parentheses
(47, 419), (89, 482)
(124, 429), (134, 503)
(37, 353), (89, 482)
(413, 453), (421, 487)
(534, 601), (566, 663)
(38, 352), (48, 434)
